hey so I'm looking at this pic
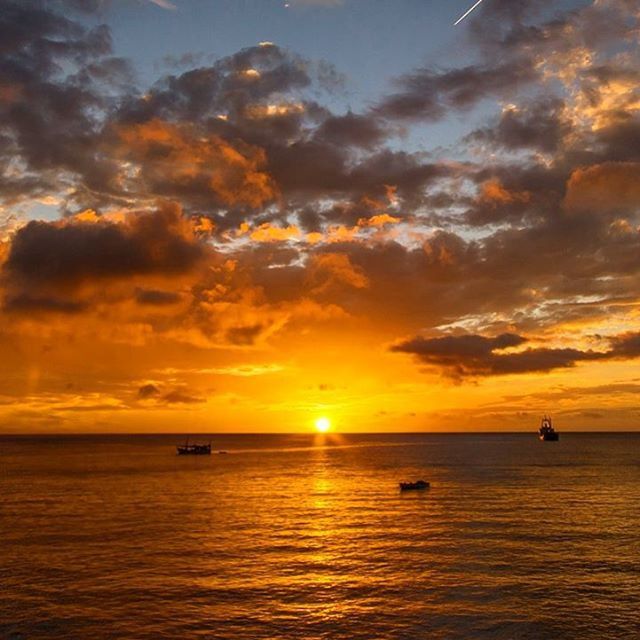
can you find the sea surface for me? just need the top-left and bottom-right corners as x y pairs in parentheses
(1, 433), (639, 640)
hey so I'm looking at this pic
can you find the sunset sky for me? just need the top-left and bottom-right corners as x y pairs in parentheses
(1, 0), (640, 433)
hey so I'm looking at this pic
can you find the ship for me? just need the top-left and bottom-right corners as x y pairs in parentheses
(176, 437), (212, 455)
(538, 415), (559, 441)
(399, 480), (430, 491)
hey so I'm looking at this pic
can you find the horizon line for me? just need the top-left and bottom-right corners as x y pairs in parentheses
(2, 430), (639, 437)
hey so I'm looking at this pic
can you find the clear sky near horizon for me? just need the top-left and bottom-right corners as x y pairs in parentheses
(1, 0), (640, 433)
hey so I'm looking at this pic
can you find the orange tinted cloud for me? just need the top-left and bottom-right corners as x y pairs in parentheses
(116, 119), (278, 208)
(564, 162), (640, 214)
(480, 179), (531, 206)
(1, 201), (209, 321)
(248, 223), (301, 243)
(357, 213), (401, 227)
(306, 253), (368, 294)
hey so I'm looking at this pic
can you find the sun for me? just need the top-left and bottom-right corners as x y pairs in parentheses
(315, 417), (331, 433)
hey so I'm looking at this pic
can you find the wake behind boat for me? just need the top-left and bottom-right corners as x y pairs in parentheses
(539, 416), (559, 441)
(176, 437), (212, 455)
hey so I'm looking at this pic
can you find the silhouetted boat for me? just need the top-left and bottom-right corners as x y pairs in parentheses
(176, 437), (211, 455)
(539, 416), (559, 441)
(399, 480), (430, 491)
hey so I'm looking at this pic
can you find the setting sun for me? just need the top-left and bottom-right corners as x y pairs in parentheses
(315, 417), (331, 433)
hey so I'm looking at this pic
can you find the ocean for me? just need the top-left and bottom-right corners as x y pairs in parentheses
(1, 433), (639, 639)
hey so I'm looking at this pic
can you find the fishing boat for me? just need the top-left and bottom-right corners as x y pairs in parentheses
(176, 437), (212, 455)
(399, 480), (430, 491)
(538, 416), (559, 441)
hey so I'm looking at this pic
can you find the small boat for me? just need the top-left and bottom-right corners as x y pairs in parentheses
(399, 480), (430, 491)
(538, 415), (559, 441)
(217, 450), (228, 455)
(176, 437), (212, 455)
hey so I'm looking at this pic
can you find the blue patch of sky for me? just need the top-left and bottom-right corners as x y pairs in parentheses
(97, 1), (590, 154)
(99, 1), (484, 151)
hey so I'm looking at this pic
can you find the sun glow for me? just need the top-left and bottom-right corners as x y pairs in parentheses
(315, 417), (331, 433)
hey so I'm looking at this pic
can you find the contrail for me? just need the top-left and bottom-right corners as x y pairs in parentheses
(454, 0), (485, 25)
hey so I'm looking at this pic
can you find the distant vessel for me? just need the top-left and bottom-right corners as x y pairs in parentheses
(176, 438), (211, 455)
(399, 480), (430, 491)
(538, 416), (559, 441)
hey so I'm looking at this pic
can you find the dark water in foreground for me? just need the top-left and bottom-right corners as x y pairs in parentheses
(1, 433), (639, 640)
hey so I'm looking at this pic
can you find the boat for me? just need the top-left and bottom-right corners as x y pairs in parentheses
(399, 480), (430, 491)
(538, 415), (559, 441)
(176, 437), (212, 455)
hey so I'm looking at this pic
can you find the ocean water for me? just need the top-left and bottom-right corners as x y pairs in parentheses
(1, 433), (639, 640)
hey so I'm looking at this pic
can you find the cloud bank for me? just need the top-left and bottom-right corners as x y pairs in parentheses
(1, 0), (640, 429)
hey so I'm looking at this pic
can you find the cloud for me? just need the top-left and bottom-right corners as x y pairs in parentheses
(392, 329), (640, 379)
(157, 364), (285, 377)
(138, 382), (204, 404)
(564, 162), (640, 215)
(113, 119), (278, 209)
(390, 332), (606, 379)
(138, 383), (159, 398)
(3, 202), (205, 291)
(226, 324), (266, 346)
(3, 293), (87, 315)
(3, 0), (640, 430)
(161, 389), (204, 404)
(375, 60), (538, 122)
(0, 1), (133, 207)
(306, 253), (368, 295)
(467, 98), (569, 153)
(314, 112), (387, 150)
(135, 288), (182, 306)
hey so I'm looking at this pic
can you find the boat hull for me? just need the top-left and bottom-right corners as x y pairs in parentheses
(176, 445), (211, 455)
(539, 433), (559, 441)
(400, 481), (430, 491)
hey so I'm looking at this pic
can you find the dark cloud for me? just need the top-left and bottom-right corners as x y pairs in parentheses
(114, 44), (313, 128)
(564, 162), (640, 216)
(0, 1), (455, 224)
(135, 288), (182, 306)
(2, 293), (87, 314)
(0, 1), (132, 206)
(375, 59), (537, 122)
(593, 117), (640, 163)
(1, 0), (640, 388)
(3, 202), (205, 290)
(392, 328), (640, 379)
(609, 332), (640, 358)
(467, 97), (569, 153)
(107, 43), (439, 214)
(162, 389), (205, 404)
(138, 383), (159, 399)
(138, 383), (203, 404)
(390, 332), (606, 378)
(313, 112), (387, 150)
(226, 324), (265, 346)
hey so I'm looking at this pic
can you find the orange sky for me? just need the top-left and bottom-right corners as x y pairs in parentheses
(2, 1), (640, 432)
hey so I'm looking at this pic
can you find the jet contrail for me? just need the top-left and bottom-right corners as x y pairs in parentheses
(454, 0), (485, 25)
